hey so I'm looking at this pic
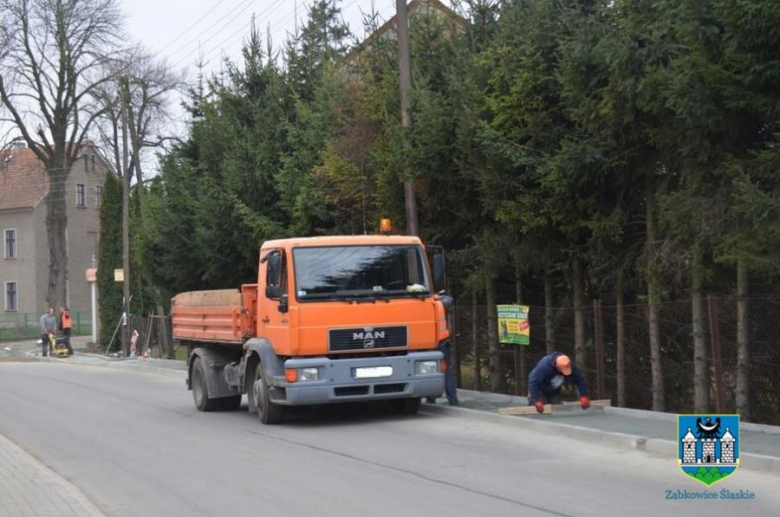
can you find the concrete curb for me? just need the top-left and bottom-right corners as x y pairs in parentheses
(29, 350), (188, 380)
(605, 406), (780, 435)
(421, 403), (780, 476)
(85, 360), (188, 380)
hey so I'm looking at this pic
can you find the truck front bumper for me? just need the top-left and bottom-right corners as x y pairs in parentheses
(272, 351), (444, 406)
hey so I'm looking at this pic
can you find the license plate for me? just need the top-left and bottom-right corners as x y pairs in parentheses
(353, 366), (393, 379)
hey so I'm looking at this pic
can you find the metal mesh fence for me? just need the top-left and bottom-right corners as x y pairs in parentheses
(118, 315), (175, 359)
(451, 297), (780, 425)
(0, 311), (93, 342)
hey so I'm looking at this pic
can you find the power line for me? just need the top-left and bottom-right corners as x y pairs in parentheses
(166, 0), (256, 61)
(159, 0), (231, 51)
(211, 0), (367, 68)
(195, 0), (291, 69)
(171, 0), (272, 69)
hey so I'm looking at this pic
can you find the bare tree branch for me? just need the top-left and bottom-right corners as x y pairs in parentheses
(0, 0), (124, 311)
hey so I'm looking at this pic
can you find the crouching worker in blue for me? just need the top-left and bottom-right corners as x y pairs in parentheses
(528, 352), (589, 413)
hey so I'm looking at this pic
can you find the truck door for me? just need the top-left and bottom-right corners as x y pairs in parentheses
(259, 249), (290, 349)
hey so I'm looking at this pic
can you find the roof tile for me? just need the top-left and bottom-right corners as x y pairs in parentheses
(0, 148), (50, 211)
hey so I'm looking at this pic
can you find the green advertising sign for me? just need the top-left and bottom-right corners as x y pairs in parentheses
(497, 305), (530, 345)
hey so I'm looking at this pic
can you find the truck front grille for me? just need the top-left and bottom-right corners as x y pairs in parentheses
(329, 326), (408, 352)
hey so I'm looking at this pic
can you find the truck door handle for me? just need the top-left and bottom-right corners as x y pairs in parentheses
(262, 317), (270, 323)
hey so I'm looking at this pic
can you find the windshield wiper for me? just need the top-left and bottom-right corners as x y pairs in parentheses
(372, 291), (430, 301)
(402, 291), (431, 299)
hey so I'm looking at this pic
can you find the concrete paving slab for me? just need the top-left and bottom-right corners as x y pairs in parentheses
(425, 389), (780, 475)
(0, 434), (105, 517)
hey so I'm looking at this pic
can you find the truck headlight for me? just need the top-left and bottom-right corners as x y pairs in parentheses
(299, 367), (320, 381)
(416, 360), (439, 375)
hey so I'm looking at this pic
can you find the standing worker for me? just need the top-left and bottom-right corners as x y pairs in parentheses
(528, 352), (589, 413)
(425, 294), (459, 405)
(40, 308), (56, 357)
(59, 306), (74, 356)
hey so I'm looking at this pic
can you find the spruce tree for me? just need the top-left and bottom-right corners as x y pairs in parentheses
(97, 172), (123, 350)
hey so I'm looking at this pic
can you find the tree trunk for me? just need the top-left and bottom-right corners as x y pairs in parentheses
(396, 0), (417, 236)
(544, 274), (555, 354)
(572, 258), (586, 370)
(736, 260), (750, 420)
(156, 304), (172, 359)
(486, 277), (503, 392)
(472, 290), (481, 391)
(45, 161), (70, 311)
(616, 271), (626, 407)
(691, 247), (708, 413)
(646, 170), (664, 411)
(121, 82), (131, 356)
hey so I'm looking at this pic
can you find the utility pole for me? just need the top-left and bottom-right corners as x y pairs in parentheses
(120, 75), (131, 356)
(396, 0), (418, 236)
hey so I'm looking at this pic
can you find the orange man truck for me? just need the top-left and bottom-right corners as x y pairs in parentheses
(172, 235), (450, 424)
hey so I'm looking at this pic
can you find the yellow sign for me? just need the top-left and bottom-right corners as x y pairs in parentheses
(497, 305), (530, 345)
(114, 269), (124, 282)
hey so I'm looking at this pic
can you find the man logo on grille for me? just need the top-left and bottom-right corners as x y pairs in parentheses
(353, 329), (384, 348)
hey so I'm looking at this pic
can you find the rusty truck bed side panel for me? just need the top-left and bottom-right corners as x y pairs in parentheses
(171, 289), (253, 344)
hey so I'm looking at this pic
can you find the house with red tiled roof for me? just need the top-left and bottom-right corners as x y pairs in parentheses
(1, 142), (109, 325)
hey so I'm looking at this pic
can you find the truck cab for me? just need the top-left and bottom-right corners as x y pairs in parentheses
(174, 234), (449, 424)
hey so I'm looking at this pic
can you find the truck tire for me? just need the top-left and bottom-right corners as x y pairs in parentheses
(250, 362), (285, 424)
(219, 395), (242, 411)
(392, 397), (421, 415)
(192, 357), (219, 412)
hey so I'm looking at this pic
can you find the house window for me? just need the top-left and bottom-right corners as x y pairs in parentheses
(5, 282), (17, 312)
(95, 186), (103, 208)
(91, 154), (96, 171)
(4, 229), (17, 259)
(76, 184), (86, 207)
(84, 154), (90, 172)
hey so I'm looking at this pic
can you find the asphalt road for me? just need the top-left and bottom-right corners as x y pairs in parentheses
(0, 362), (778, 517)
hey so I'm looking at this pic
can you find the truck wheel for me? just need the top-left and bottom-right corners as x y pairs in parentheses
(392, 397), (421, 415)
(219, 395), (242, 411)
(192, 357), (219, 412)
(251, 363), (284, 424)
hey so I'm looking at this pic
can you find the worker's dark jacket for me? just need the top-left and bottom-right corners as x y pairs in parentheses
(527, 352), (588, 404)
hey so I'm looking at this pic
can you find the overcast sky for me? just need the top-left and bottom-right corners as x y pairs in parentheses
(122, 0), (397, 78)
(1, 2), (408, 172)
(116, 0), (399, 165)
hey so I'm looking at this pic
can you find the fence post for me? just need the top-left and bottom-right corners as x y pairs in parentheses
(594, 299), (605, 400)
(707, 295), (726, 413)
(76, 312), (81, 334)
(24, 314), (28, 338)
(514, 347), (526, 396)
(472, 295), (481, 391)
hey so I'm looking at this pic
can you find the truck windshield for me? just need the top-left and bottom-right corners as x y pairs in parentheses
(293, 245), (431, 301)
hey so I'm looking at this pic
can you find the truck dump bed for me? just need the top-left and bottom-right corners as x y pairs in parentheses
(171, 288), (255, 344)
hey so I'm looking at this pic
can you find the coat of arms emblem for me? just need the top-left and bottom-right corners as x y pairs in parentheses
(678, 414), (740, 486)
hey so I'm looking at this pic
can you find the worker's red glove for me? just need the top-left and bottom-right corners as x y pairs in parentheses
(535, 401), (545, 413)
(580, 396), (590, 410)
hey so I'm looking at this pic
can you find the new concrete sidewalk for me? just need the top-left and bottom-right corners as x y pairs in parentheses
(423, 389), (780, 475)
(0, 434), (104, 517)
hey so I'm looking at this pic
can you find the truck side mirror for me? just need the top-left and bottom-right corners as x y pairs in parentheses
(432, 254), (446, 292)
(265, 285), (280, 299)
(278, 294), (289, 314)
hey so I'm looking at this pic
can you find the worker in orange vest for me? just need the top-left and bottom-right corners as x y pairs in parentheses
(59, 306), (74, 356)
